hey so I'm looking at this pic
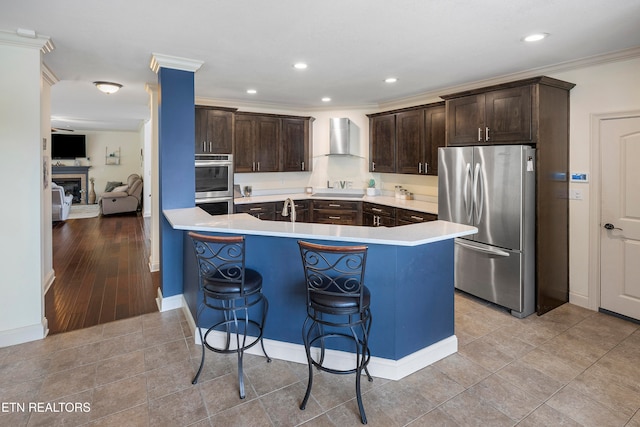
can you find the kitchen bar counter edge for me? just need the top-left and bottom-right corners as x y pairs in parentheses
(164, 207), (475, 246)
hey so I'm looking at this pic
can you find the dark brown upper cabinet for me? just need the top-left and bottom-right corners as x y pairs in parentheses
(234, 113), (280, 172)
(281, 117), (313, 172)
(195, 106), (236, 154)
(368, 102), (445, 175)
(369, 114), (396, 173)
(444, 84), (534, 146)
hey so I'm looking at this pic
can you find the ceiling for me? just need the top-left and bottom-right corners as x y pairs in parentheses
(2, 0), (640, 132)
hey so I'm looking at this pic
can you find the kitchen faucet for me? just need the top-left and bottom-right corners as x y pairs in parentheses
(281, 198), (296, 222)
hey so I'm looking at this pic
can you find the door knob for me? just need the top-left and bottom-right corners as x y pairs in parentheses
(604, 223), (623, 231)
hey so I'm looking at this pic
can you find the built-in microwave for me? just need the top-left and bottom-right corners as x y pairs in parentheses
(195, 154), (233, 200)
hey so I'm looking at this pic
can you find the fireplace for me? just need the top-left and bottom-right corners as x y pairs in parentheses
(53, 178), (83, 204)
(51, 166), (91, 205)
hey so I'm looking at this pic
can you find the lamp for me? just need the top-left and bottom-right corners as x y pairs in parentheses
(93, 81), (122, 94)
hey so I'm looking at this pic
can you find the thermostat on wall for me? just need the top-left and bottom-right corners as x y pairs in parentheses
(570, 173), (589, 182)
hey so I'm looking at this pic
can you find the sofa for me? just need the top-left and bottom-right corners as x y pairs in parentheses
(52, 183), (73, 221)
(100, 174), (143, 215)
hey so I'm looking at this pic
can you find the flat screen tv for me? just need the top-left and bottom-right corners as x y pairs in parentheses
(51, 134), (86, 159)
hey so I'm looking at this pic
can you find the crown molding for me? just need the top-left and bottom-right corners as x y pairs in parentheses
(41, 63), (58, 85)
(375, 46), (640, 112)
(150, 53), (203, 74)
(0, 30), (54, 53)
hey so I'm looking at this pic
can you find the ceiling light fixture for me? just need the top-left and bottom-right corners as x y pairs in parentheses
(321, 97), (331, 102)
(293, 62), (308, 70)
(246, 89), (257, 94)
(93, 81), (122, 94)
(523, 33), (549, 42)
(384, 77), (398, 83)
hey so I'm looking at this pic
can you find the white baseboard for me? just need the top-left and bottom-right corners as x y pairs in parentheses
(0, 318), (48, 347)
(155, 288), (185, 312)
(148, 256), (160, 272)
(185, 302), (457, 381)
(569, 292), (591, 310)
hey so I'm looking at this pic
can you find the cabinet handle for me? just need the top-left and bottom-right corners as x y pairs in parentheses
(372, 208), (382, 212)
(209, 141), (212, 152)
(478, 128), (482, 142)
(372, 161), (376, 171)
(249, 207), (263, 211)
(202, 141), (206, 152)
(410, 215), (425, 221)
(329, 216), (341, 220)
(257, 162), (260, 171)
(301, 161), (305, 171)
(328, 204), (341, 207)
(252, 162), (255, 171)
(418, 163), (422, 174)
(485, 127), (490, 141)
(425, 162), (428, 174)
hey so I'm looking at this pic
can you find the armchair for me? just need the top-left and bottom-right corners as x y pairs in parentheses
(100, 174), (143, 215)
(52, 183), (73, 221)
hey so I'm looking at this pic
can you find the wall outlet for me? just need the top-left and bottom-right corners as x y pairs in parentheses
(570, 189), (583, 200)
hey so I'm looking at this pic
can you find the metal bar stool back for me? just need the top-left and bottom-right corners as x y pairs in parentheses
(189, 232), (271, 399)
(298, 240), (373, 424)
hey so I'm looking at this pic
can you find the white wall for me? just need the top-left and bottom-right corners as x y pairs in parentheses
(548, 56), (640, 307)
(0, 38), (48, 345)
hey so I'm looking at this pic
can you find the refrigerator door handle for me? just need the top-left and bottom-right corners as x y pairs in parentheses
(473, 163), (484, 223)
(456, 239), (510, 257)
(464, 163), (472, 222)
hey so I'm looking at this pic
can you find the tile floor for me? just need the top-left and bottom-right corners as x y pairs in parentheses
(1, 292), (639, 426)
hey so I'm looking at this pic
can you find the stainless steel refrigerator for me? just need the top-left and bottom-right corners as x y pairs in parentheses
(438, 145), (536, 318)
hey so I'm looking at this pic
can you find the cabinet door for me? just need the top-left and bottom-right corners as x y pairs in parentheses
(281, 118), (310, 172)
(446, 95), (485, 146)
(255, 117), (280, 172)
(396, 110), (425, 174)
(195, 108), (234, 153)
(195, 107), (209, 154)
(484, 86), (532, 143)
(233, 115), (256, 172)
(369, 114), (396, 173)
(424, 104), (446, 176)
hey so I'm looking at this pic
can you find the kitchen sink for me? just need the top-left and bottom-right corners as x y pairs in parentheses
(312, 193), (364, 198)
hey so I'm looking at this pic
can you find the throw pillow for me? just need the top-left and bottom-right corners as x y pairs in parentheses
(112, 185), (129, 193)
(105, 181), (123, 192)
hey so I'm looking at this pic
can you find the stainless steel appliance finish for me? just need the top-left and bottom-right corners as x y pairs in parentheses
(438, 145), (536, 318)
(195, 154), (233, 200)
(329, 118), (353, 155)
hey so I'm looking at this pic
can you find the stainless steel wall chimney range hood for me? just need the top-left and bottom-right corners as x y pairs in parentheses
(329, 118), (359, 156)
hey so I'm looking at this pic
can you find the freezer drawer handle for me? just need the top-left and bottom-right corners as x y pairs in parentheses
(456, 240), (510, 257)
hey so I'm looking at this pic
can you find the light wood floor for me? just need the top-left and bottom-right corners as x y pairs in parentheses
(46, 212), (159, 334)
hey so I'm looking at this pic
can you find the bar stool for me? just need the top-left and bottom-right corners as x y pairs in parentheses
(297, 240), (373, 424)
(189, 232), (271, 399)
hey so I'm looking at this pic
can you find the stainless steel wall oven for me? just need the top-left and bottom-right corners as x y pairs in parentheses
(195, 154), (234, 215)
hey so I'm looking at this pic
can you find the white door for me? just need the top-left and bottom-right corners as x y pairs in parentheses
(600, 116), (640, 320)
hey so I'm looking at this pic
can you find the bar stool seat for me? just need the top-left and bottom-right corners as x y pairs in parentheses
(189, 232), (271, 399)
(298, 240), (373, 424)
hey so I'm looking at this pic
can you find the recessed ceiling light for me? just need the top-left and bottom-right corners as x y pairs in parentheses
(321, 97), (331, 102)
(246, 89), (257, 94)
(293, 63), (308, 70)
(523, 33), (549, 42)
(384, 77), (398, 83)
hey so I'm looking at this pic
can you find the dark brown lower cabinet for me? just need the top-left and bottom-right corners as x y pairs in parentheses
(311, 200), (362, 225)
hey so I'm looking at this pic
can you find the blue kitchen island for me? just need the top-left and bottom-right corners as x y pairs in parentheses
(164, 207), (476, 380)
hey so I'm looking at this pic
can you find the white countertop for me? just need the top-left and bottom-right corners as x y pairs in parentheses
(164, 207), (476, 246)
(234, 192), (439, 215)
